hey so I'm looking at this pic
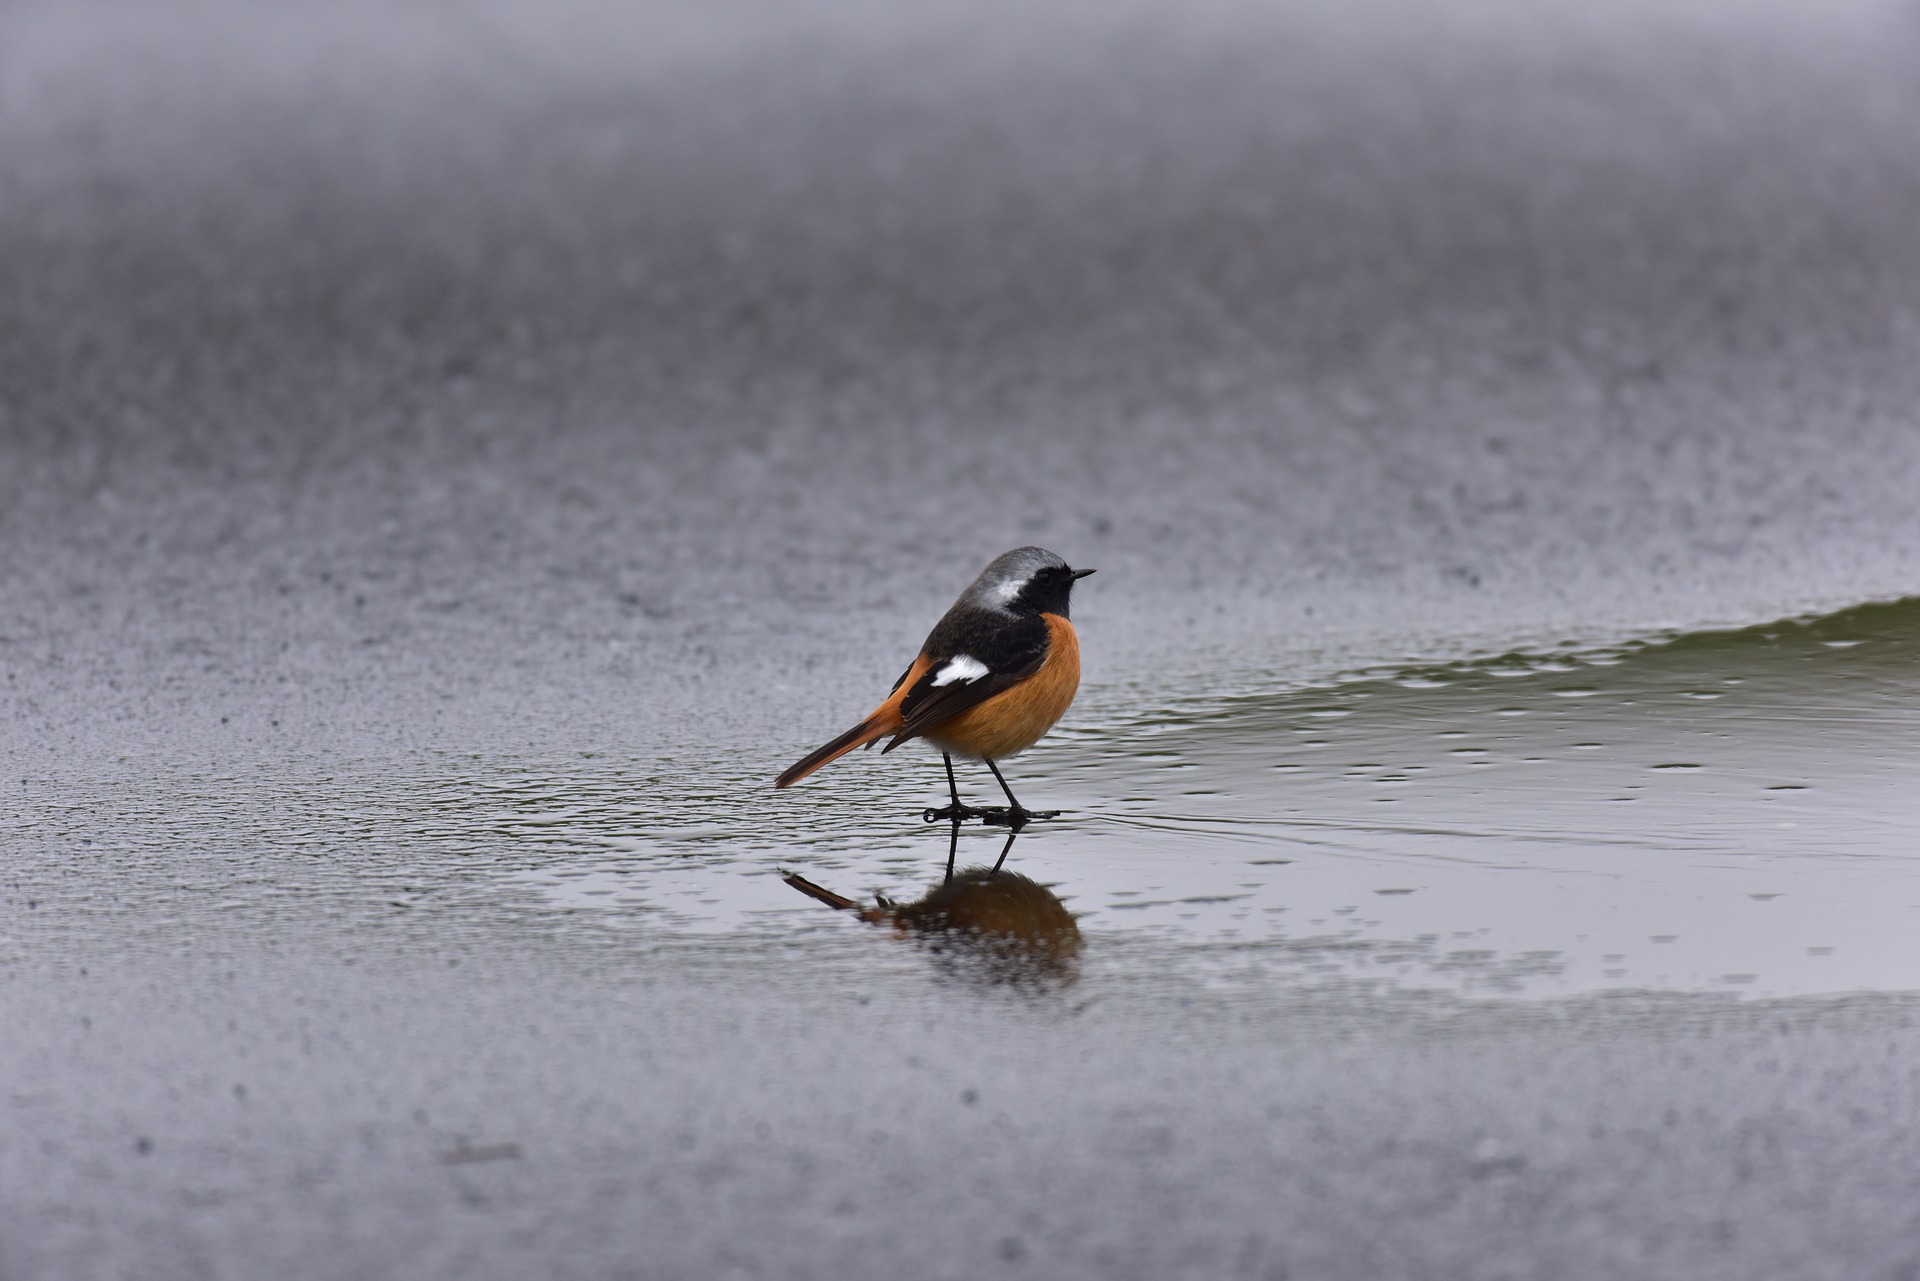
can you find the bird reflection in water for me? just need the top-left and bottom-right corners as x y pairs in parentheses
(783, 821), (1081, 987)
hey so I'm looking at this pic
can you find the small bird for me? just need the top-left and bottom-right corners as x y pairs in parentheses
(774, 546), (1094, 826)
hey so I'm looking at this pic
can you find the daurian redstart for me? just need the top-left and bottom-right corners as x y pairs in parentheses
(775, 546), (1094, 826)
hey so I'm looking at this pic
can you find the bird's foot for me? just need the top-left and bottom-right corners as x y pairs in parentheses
(921, 804), (1060, 829)
(979, 805), (1035, 830)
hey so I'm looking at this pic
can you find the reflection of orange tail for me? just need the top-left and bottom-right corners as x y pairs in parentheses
(774, 716), (894, 788)
(780, 872), (863, 912)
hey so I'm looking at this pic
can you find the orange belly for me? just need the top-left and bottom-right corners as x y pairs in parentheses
(926, 613), (1081, 760)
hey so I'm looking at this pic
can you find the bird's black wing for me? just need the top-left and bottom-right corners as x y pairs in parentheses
(882, 609), (1050, 751)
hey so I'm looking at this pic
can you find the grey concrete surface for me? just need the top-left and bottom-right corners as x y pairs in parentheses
(7, 950), (1920, 1281)
(4, 0), (1920, 1277)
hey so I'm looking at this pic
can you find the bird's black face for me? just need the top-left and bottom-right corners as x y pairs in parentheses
(1009, 563), (1095, 618)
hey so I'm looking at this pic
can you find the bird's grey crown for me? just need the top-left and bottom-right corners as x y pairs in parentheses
(958, 546), (1069, 613)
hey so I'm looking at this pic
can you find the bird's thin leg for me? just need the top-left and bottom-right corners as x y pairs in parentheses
(944, 815), (962, 884)
(989, 827), (1018, 877)
(922, 754), (985, 824)
(981, 758), (1023, 827)
(980, 759), (1060, 829)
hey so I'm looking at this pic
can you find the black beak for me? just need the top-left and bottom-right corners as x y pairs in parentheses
(1070, 567), (1096, 580)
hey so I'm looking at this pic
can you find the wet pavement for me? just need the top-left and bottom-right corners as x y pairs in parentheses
(5, 1), (1920, 1277)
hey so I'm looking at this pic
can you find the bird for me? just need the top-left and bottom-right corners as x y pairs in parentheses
(774, 546), (1094, 827)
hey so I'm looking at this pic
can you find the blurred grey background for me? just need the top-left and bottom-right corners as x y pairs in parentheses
(5, 0), (1919, 772)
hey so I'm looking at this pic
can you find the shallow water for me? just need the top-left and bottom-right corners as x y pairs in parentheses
(19, 597), (1914, 1003)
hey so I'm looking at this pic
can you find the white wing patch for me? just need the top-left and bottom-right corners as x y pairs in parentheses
(930, 654), (990, 687)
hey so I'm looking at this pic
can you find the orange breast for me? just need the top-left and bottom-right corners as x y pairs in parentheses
(925, 613), (1081, 760)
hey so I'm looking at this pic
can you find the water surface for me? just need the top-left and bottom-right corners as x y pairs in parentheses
(19, 598), (1913, 1003)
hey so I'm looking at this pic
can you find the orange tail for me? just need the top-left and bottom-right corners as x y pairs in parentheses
(775, 654), (930, 788)
(774, 714), (896, 788)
